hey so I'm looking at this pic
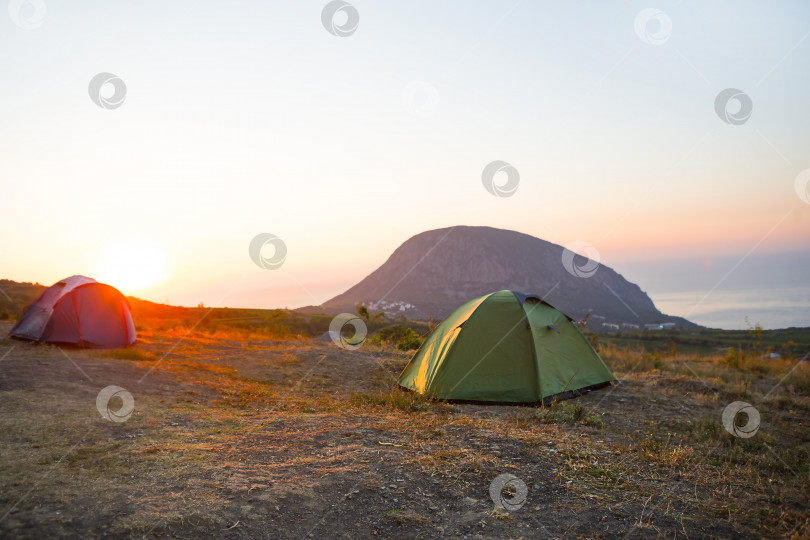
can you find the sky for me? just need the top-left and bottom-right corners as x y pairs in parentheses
(1, 0), (809, 329)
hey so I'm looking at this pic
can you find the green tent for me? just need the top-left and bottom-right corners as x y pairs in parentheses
(398, 290), (614, 403)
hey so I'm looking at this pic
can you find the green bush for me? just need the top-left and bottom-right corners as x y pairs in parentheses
(396, 327), (422, 351)
(369, 325), (424, 350)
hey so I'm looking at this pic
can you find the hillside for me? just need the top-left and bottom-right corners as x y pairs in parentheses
(0, 280), (46, 320)
(323, 226), (697, 331)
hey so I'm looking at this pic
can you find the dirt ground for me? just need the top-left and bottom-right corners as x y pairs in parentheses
(0, 320), (808, 539)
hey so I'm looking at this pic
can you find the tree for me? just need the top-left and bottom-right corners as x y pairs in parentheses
(356, 305), (384, 325)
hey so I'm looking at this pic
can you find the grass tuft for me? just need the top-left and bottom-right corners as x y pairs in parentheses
(534, 402), (603, 428)
(350, 389), (431, 412)
(91, 347), (155, 362)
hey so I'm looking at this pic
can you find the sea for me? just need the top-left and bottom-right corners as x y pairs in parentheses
(614, 250), (810, 330)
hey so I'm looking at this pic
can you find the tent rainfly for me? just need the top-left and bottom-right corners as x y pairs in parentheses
(9, 275), (136, 348)
(398, 290), (614, 404)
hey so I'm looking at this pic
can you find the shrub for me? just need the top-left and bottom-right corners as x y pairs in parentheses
(396, 327), (422, 350)
(723, 346), (743, 369)
(369, 325), (424, 350)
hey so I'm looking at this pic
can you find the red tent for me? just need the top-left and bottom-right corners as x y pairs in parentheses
(9, 276), (136, 348)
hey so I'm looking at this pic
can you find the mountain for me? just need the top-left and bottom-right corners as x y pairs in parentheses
(321, 226), (697, 331)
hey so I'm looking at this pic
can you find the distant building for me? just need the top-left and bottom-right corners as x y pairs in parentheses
(365, 300), (415, 313)
(622, 323), (640, 330)
(602, 323), (620, 331)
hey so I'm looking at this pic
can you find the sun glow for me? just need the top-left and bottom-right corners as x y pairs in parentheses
(96, 241), (168, 294)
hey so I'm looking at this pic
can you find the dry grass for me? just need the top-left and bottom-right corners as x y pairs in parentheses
(534, 401), (604, 428)
(599, 342), (810, 400)
(0, 321), (808, 538)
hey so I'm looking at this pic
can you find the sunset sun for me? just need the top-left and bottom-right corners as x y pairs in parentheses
(95, 241), (167, 293)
